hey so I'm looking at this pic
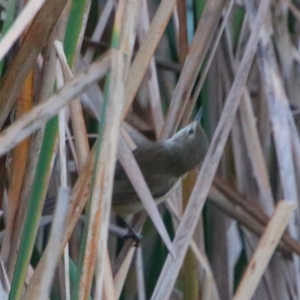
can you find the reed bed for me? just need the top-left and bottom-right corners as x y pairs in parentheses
(0, 0), (300, 299)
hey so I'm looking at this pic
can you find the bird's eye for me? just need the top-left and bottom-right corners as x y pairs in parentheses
(188, 128), (195, 135)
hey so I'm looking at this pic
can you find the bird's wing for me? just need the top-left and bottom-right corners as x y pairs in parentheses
(113, 161), (139, 204)
(148, 174), (178, 199)
(113, 160), (178, 203)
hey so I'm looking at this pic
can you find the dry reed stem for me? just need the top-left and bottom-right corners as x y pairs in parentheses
(112, 213), (147, 276)
(123, 0), (177, 118)
(26, 17), (142, 290)
(239, 92), (274, 214)
(21, 66), (67, 300)
(101, 249), (116, 300)
(137, 0), (164, 137)
(0, 0), (46, 60)
(208, 186), (293, 254)
(1, 53), (108, 290)
(26, 188), (70, 300)
(65, 124), (79, 170)
(61, 245), (71, 300)
(160, 0), (225, 139)
(0, 53), (110, 158)
(114, 247), (136, 299)
(136, 247), (146, 300)
(15, 148), (96, 299)
(177, 0), (188, 66)
(241, 231), (280, 299)
(76, 56), (105, 119)
(190, 242), (220, 300)
(182, 0), (235, 126)
(57, 68), (71, 300)
(5, 9), (70, 279)
(60, 148), (94, 246)
(83, 0), (115, 64)
(54, 40), (90, 171)
(151, 1), (269, 298)
(0, 257), (9, 299)
(245, 5), (300, 292)
(56, 62), (68, 187)
(245, 0), (298, 209)
(94, 3), (140, 298)
(78, 49), (124, 300)
(118, 0), (140, 73)
(37, 3), (70, 104)
(214, 178), (300, 255)
(167, 199), (220, 300)
(1, 70), (33, 263)
(233, 201), (295, 300)
(0, 0), (67, 129)
(181, 171), (199, 299)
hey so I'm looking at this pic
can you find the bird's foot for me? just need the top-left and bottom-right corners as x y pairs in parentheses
(121, 218), (142, 247)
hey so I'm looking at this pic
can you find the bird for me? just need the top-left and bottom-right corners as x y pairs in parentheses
(111, 116), (209, 216)
(42, 114), (208, 217)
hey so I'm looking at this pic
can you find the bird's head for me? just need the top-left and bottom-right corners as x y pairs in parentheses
(166, 113), (209, 174)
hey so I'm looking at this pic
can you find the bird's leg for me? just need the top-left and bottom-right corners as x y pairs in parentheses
(119, 217), (142, 247)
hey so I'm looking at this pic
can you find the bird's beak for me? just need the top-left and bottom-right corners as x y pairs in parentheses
(195, 107), (203, 123)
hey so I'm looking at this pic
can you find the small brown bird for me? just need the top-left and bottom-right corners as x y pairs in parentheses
(43, 115), (208, 217)
(112, 117), (209, 215)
